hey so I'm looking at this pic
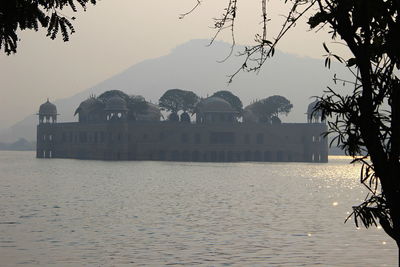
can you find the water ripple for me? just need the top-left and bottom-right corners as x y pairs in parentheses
(0, 152), (397, 266)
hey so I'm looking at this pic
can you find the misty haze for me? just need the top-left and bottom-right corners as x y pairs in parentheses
(1, 1), (399, 266)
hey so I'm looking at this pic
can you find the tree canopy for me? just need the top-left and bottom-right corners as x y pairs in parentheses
(0, 0), (96, 54)
(126, 95), (148, 119)
(262, 95), (293, 118)
(86, 90), (148, 121)
(158, 89), (199, 114)
(249, 95), (293, 122)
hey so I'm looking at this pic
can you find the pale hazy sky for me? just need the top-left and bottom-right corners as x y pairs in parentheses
(0, 0), (346, 130)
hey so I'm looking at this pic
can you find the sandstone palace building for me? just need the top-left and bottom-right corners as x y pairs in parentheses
(36, 90), (328, 162)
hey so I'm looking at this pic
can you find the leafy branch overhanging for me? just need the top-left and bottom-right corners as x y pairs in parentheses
(182, 0), (400, 252)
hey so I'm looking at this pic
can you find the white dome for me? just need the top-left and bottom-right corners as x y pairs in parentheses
(197, 97), (235, 113)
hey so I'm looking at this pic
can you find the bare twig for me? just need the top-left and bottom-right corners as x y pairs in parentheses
(179, 0), (201, 19)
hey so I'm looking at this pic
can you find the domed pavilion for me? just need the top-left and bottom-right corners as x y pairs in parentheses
(105, 95), (129, 121)
(196, 96), (237, 123)
(306, 100), (323, 123)
(38, 99), (58, 124)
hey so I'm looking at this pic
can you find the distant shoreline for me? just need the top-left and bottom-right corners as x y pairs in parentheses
(0, 149), (345, 155)
(0, 138), (35, 151)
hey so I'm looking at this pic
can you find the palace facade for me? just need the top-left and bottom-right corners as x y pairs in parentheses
(36, 92), (328, 162)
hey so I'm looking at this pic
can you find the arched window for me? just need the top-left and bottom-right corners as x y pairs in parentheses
(192, 151), (200, 161)
(227, 151), (234, 162)
(264, 151), (271, 161)
(218, 151), (225, 162)
(277, 151), (284, 161)
(171, 150), (180, 161)
(210, 151), (217, 162)
(159, 150), (166, 160)
(245, 151), (251, 161)
(182, 151), (190, 161)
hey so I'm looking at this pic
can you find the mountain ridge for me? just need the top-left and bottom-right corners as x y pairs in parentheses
(0, 39), (349, 143)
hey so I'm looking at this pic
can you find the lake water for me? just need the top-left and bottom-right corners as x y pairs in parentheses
(0, 151), (397, 266)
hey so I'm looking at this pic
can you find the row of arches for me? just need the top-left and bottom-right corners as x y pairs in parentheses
(37, 150), (53, 158)
(41, 134), (53, 142)
(150, 150), (298, 162)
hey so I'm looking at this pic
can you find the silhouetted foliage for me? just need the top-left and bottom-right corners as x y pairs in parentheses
(250, 95), (293, 122)
(212, 90), (243, 114)
(309, 1), (400, 255)
(183, 0), (400, 258)
(263, 95), (293, 118)
(0, 0), (96, 54)
(127, 95), (148, 120)
(182, 90), (200, 113)
(159, 89), (199, 114)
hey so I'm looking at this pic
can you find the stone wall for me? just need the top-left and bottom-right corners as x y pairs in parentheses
(37, 121), (328, 162)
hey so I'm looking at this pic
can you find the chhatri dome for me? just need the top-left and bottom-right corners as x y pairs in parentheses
(39, 99), (57, 115)
(74, 97), (105, 123)
(38, 99), (57, 123)
(197, 96), (235, 113)
(306, 99), (322, 123)
(196, 96), (236, 123)
(75, 97), (102, 113)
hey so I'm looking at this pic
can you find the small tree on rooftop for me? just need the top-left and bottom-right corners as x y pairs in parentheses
(250, 95), (293, 122)
(181, 90), (200, 114)
(126, 95), (148, 121)
(159, 89), (199, 120)
(262, 95), (293, 119)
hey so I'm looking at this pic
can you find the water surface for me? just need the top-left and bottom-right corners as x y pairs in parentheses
(0, 151), (396, 266)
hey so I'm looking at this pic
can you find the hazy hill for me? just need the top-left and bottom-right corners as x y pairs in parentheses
(0, 39), (349, 143)
(0, 138), (35, 151)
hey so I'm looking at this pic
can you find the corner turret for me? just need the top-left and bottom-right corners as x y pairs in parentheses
(306, 100), (323, 123)
(38, 99), (58, 124)
(37, 99), (57, 158)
